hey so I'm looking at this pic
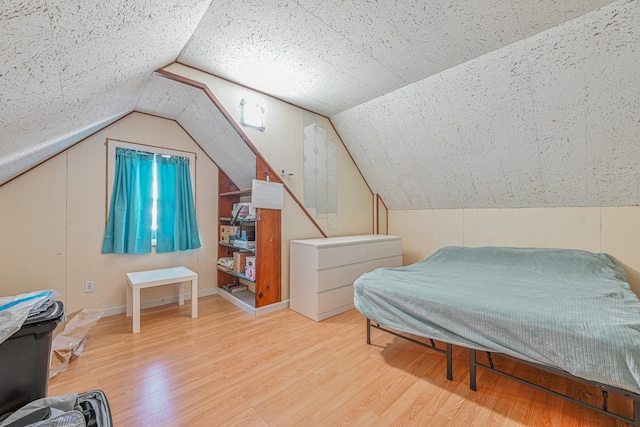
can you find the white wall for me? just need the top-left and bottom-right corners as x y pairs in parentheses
(0, 113), (219, 314)
(390, 207), (640, 296)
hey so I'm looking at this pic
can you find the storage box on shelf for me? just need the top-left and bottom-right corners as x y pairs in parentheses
(217, 162), (282, 315)
(246, 256), (256, 269)
(233, 252), (251, 272)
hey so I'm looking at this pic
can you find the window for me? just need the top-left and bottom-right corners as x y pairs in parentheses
(102, 140), (201, 254)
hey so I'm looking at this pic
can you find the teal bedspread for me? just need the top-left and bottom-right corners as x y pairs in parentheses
(353, 246), (640, 394)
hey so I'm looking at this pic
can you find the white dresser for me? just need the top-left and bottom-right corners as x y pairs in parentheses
(290, 235), (402, 321)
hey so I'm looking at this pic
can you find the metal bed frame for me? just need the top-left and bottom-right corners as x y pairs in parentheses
(367, 319), (452, 381)
(366, 318), (640, 426)
(470, 349), (640, 426)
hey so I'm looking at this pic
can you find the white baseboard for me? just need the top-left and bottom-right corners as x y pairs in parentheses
(101, 288), (218, 318)
(256, 299), (290, 316)
(216, 289), (290, 317)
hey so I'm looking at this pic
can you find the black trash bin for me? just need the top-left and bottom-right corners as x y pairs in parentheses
(0, 301), (64, 415)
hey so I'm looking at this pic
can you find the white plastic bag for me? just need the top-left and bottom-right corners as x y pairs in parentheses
(0, 290), (59, 345)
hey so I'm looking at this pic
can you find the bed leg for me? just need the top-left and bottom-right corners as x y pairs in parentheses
(470, 349), (477, 391)
(446, 343), (453, 381)
(366, 318), (371, 345)
(486, 351), (494, 369)
(634, 399), (640, 427)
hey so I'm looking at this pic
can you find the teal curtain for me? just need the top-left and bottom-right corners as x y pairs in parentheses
(102, 148), (154, 254)
(155, 155), (201, 252)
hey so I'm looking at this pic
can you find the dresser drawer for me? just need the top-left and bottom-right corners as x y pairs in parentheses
(317, 244), (367, 269)
(317, 262), (370, 292)
(367, 239), (402, 260)
(366, 255), (403, 271)
(317, 285), (354, 314)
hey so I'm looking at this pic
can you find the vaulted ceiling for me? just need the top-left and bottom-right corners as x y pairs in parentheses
(2, 0), (637, 210)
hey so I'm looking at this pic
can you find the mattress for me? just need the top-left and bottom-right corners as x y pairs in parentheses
(353, 246), (640, 394)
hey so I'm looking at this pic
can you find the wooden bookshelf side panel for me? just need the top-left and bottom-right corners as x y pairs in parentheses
(255, 207), (281, 307)
(255, 157), (282, 307)
(218, 169), (240, 288)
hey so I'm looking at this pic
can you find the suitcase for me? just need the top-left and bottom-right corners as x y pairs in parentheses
(0, 390), (112, 427)
(78, 390), (112, 427)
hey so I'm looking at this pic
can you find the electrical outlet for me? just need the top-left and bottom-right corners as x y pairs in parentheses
(84, 280), (95, 293)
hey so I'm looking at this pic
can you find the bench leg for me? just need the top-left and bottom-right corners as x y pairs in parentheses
(191, 278), (198, 318)
(133, 287), (141, 334)
(179, 282), (185, 306)
(126, 283), (132, 317)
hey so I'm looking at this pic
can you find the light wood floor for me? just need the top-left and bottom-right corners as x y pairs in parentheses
(49, 295), (632, 426)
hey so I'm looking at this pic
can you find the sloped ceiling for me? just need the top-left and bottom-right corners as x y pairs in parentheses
(137, 75), (256, 189)
(3, 0), (637, 211)
(332, 0), (640, 209)
(180, 0), (615, 117)
(0, 0), (211, 184)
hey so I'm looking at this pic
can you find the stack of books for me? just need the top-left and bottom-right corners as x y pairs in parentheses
(231, 238), (256, 249)
(222, 283), (248, 293)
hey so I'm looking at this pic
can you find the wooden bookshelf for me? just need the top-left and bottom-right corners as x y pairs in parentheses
(217, 157), (281, 311)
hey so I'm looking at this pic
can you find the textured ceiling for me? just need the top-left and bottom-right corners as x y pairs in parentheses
(2, 0), (636, 211)
(179, 0), (615, 117)
(332, 0), (640, 209)
(137, 75), (256, 189)
(0, 0), (211, 184)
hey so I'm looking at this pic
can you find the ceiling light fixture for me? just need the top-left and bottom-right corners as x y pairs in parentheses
(240, 99), (265, 132)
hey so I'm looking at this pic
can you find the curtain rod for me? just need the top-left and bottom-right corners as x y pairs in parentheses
(118, 147), (190, 160)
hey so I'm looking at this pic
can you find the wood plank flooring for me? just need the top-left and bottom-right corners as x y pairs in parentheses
(49, 295), (631, 426)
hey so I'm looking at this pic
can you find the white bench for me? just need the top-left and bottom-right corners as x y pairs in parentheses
(126, 266), (198, 333)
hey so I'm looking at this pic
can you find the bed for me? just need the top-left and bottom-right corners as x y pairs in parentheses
(354, 246), (640, 425)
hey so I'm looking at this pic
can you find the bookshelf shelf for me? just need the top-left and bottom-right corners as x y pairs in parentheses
(219, 217), (256, 224)
(220, 189), (252, 197)
(218, 241), (256, 253)
(218, 287), (256, 309)
(217, 266), (255, 283)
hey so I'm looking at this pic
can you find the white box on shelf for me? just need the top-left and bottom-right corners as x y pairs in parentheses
(246, 256), (256, 269)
